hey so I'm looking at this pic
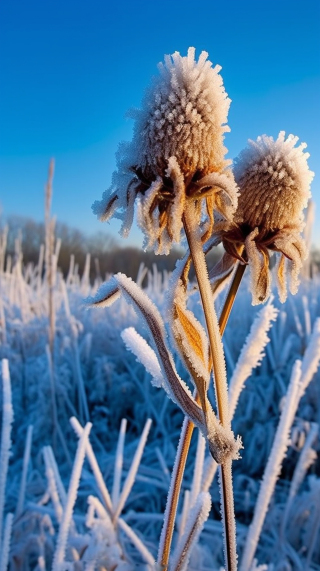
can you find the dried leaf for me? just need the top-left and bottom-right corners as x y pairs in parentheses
(86, 273), (205, 429)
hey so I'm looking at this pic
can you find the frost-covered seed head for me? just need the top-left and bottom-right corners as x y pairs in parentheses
(234, 132), (314, 232)
(133, 47), (231, 179)
(212, 132), (314, 305)
(92, 48), (238, 254)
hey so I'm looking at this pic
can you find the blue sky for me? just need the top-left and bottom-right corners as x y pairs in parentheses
(0, 0), (319, 247)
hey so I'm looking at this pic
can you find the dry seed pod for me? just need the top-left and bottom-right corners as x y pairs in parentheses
(211, 132), (314, 304)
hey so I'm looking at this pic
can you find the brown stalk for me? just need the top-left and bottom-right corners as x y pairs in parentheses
(159, 223), (246, 570)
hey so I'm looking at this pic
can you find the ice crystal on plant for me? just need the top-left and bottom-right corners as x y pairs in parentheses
(92, 47), (238, 253)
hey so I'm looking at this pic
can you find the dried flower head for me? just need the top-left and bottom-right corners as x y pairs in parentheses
(234, 132), (313, 232)
(92, 47), (238, 254)
(210, 132), (314, 304)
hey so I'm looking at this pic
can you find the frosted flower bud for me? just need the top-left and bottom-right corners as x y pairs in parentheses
(212, 132), (314, 304)
(92, 47), (238, 254)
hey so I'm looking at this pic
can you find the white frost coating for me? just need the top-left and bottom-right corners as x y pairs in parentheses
(118, 517), (156, 566)
(218, 459), (238, 571)
(300, 317), (320, 394)
(0, 360), (14, 550)
(0, 512), (13, 571)
(46, 446), (67, 507)
(121, 327), (163, 388)
(112, 418), (127, 507)
(70, 417), (113, 513)
(116, 272), (165, 331)
(178, 490), (191, 539)
(85, 278), (121, 308)
(229, 302), (278, 417)
(43, 446), (64, 524)
(113, 418), (152, 522)
(52, 422), (92, 570)
(169, 492), (211, 571)
(240, 361), (302, 571)
(85, 496), (124, 569)
(16, 424), (33, 518)
(281, 422), (318, 536)
(190, 431), (206, 508)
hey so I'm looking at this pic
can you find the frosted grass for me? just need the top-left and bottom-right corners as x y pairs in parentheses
(0, 230), (319, 569)
(0, 360), (14, 553)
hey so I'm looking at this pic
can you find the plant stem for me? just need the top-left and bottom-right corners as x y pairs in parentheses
(158, 210), (246, 570)
(183, 203), (229, 426)
(182, 201), (236, 570)
(158, 409), (197, 568)
(219, 261), (246, 334)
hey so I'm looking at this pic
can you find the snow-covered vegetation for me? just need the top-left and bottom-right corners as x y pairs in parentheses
(1, 47), (319, 571)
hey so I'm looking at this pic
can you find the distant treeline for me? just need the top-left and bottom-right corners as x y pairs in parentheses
(2, 215), (223, 282)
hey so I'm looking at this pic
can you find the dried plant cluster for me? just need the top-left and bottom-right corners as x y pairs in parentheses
(0, 48), (318, 571)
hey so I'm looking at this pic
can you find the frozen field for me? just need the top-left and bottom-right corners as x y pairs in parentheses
(0, 243), (320, 570)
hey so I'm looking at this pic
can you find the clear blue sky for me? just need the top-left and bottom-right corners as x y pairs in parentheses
(0, 0), (319, 247)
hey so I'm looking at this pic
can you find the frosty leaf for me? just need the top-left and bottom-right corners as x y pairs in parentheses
(239, 360), (303, 571)
(171, 277), (210, 416)
(245, 229), (271, 305)
(274, 232), (306, 298)
(300, 317), (320, 393)
(0, 360), (14, 550)
(229, 301), (278, 418)
(276, 253), (287, 303)
(121, 327), (163, 388)
(190, 171), (239, 222)
(85, 280), (121, 308)
(165, 156), (186, 243)
(137, 177), (163, 250)
(92, 191), (119, 222)
(87, 273), (205, 430)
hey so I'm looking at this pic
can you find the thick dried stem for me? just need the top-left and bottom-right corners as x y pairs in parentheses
(158, 409), (196, 569)
(158, 247), (246, 571)
(182, 201), (237, 570)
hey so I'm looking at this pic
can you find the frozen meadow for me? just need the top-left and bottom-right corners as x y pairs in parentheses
(0, 235), (319, 570)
